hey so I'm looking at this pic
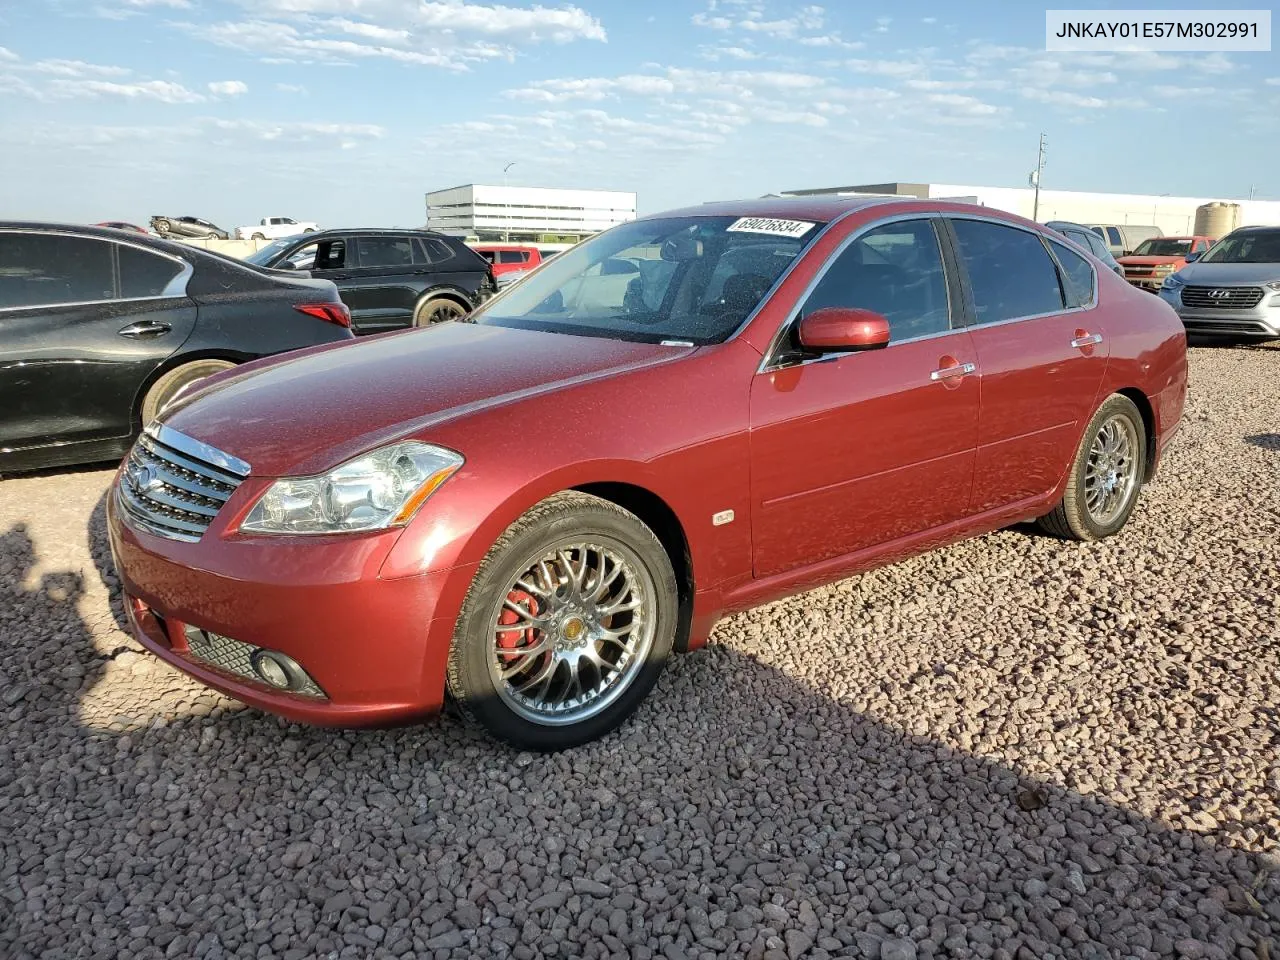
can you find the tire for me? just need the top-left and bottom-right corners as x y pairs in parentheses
(140, 359), (236, 425)
(303, 228), (316, 234)
(1038, 393), (1147, 541)
(447, 492), (679, 751)
(413, 297), (469, 327)
(153, 219), (171, 237)
(251, 233), (266, 241)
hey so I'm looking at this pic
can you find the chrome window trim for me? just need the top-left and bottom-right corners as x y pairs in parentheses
(756, 211), (956, 374)
(145, 422), (251, 478)
(0, 227), (193, 313)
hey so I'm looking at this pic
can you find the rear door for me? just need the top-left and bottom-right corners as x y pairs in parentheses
(945, 217), (1109, 514)
(0, 231), (196, 451)
(339, 235), (422, 334)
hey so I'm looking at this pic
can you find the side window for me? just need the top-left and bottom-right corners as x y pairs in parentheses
(1106, 227), (1122, 246)
(1193, 239), (1209, 252)
(949, 219), (1065, 324)
(475, 250), (497, 264)
(356, 236), (417, 268)
(419, 238), (457, 266)
(118, 245), (185, 298)
(310, 240), (346, 270)
(1048, 240), (1095, 308)
(1084, 232), (1111, 261)
(1089, 226), (1105, 238)
(0, 233), (114, 308)
(802, 219), (951, 342)
(498, 250), (528, 264)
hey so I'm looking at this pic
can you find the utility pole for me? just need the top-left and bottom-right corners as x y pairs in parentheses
(1249, 184), (1257, 200)
(1028, 133), (1047, 221)
(502, 161), (517, 243)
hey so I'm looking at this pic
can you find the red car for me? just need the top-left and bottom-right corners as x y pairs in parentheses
(1118, 235), (1214, 292)
(470, 243), (544, 278)
(108, 198), (1187, 750)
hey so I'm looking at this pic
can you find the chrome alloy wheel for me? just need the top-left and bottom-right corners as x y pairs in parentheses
(1084, 414), (1139, 526)
(487, 540), (656, 726)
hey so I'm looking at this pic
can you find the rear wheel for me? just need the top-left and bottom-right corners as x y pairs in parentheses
(1038, 394), (1147, 541)
(413, 297), (468, 327)
(141, 359), (236, 425)
(447, 492), (678, 751)
(251, 232), (265, 241)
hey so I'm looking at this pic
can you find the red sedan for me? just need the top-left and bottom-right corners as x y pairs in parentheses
(108, 198), (1187, 750)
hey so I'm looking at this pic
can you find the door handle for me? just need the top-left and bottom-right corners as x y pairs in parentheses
(1071, 332), (1103, 348)
(117, 320), (172, 339)
(930, 361), (976, 381)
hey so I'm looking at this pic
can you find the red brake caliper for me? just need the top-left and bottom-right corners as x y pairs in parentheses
(497, 589), (540, 662)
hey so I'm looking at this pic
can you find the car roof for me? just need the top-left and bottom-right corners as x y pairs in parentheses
(643, 195), (904, 223)
(0, 220), (234, 260)
(291, 227), (451, 238)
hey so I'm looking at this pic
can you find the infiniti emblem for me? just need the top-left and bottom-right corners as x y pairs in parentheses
(132, 464), (162, 494)
(1207, 289), (1231, 300)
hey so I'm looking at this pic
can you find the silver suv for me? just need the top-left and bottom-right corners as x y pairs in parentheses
(1159, 226), (1280, 340)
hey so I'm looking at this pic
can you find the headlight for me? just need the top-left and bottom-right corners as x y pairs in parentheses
(240, 441), (463, 534)
(1267, 280), (1280, 292)
(1161, 272), (1186, 290)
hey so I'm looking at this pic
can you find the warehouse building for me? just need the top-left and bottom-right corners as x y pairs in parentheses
(781, 182), (1280, 236)
(425, 184), (637, 244)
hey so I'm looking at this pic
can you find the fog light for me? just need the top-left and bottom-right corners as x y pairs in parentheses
(250, 650), (294, 689)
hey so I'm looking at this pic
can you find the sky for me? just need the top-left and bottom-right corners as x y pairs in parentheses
(1, 1), (1277, 228)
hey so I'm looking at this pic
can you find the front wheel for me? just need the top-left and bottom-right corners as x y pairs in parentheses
(251, 233), (265, 241)
(413, 297), (468, 327)
(447, 492), (679, 751)
(1038, 394), (1147, 541)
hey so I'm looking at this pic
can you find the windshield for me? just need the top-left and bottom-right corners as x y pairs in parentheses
(244, 239), (295, 265)
(473, 215), (824, 345)
(1133, 238), (1191, 256)
(1200, 230), (1280, 264)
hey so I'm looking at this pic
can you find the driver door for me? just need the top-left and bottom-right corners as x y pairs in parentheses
(748, 217), (980, 578)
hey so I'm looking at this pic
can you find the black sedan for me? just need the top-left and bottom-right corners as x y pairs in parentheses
(0, 223), (355, 473)
(244, 229), (495, 334)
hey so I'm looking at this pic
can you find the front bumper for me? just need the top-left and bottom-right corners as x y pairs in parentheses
(107, 485), (472, 727)
(1158, 288), (1280, 339)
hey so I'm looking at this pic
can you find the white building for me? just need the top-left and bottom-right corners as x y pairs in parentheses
(781, 181), (1280, 236)
(425, 184), (637, 244)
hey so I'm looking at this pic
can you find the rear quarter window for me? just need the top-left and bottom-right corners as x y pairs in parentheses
(119, 244), (186, 298)
(1047, 240), (1095, 308)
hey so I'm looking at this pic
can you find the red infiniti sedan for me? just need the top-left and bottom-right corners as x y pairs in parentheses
(108, 198), (1187, 749)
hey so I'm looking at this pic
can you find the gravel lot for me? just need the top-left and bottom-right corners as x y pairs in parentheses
(2, 344), (1278, 960)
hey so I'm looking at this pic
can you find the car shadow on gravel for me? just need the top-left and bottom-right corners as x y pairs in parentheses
(1244, 434), (1280, 452)
(2, 506), (1276, 960)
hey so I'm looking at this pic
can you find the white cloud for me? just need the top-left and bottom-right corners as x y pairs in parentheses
(797, 35), (864, 50)
(0, 47), (18, 62)
(925, 92), (1001, 116)
(700, 45), (763, 61)
(921, 17), (937, 25)
(32, 59), (132, 78)
(1267, 77), (1280, 86)
(692, 3), (824, 39)
(1022, 88), (1108, 110)
(125, 0), (192, 6)
(208, 80), (249, 96)
(51, 79), (206, 103)
(874, 16), (891, 33)
(275, 82), (308, 93)
(205, 118), (385, 143)
(846, 58), (923, 78)
(1191, 52), (1235, 75)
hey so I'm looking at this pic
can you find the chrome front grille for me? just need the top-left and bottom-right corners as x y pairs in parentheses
(1181, 285), (1264, 309)
(118, 423), (250, 542)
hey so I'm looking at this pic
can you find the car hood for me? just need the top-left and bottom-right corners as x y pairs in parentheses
(1119, 255), (1184, 266)
(160, 323), (686, 476)
(1175, 261), (1280, 285)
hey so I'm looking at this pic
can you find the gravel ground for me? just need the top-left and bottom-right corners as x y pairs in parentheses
(2, 344), (1278, 960)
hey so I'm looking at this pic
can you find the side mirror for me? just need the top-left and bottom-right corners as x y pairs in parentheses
(797, 307), (891, 352)
(1184, 251), (1201, 263)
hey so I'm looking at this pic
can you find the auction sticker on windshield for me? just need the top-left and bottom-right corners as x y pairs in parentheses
(726, 218), (816, 238)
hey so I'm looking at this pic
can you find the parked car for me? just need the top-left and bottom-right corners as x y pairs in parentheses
(1045, 220), (1125, 277)
(470, 244), (544, 279)
(95, 221), (149, 234)
(1158, 225), (1280, 341)
(108, 198), (1186, 750)
(236, 217), (320, 241)
(1118, 236), (1214, 292)
(150, 216), (230, 241)
(0, 222), (354, 473)
(243, 229), (495, 334)
(1087, 223), (1162, 258)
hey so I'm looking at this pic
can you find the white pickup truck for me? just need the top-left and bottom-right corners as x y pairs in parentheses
(235, 217), (319, 241)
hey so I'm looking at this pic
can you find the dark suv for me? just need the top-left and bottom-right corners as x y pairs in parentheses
(245, 229), (495, 335)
